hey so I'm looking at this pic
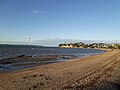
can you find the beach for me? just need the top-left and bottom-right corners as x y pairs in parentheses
(0, 46), (104, 72)
(0, 50), (120, 90)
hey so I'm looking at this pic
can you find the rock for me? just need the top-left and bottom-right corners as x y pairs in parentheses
(18, 54), (25, 57)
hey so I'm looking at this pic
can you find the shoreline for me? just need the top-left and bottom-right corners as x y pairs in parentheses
(0, 50), (106, 74)
(0, 50), (120, 90)
(0, 48), (105, 73)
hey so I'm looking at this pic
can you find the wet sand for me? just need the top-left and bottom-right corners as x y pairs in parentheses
(0, 50), (120, 90)
(0, 54), (77, 72)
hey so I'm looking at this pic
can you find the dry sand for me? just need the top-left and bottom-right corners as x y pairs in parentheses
(0, 50), (120, 90)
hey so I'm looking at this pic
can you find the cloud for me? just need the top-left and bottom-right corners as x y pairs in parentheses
(31, 38), (79, 46)
(1, 39), (120, 46)
(32, 10), (48, 14)
(31, 39), (120, 46)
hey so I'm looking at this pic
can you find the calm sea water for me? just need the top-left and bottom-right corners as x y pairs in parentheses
(0, 45), (105, 59)
(0, 45), (105, 72)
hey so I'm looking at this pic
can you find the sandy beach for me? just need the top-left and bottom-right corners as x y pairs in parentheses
(0, 50), (120, 90)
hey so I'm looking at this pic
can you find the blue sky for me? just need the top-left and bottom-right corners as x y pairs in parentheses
(0, 0), (120, 45)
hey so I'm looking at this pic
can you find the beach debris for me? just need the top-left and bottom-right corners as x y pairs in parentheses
(45, 75), (52, 80)
(22, 74), (38, 79)
(40, 73), (44, 76)
(32, 74), (38, 77)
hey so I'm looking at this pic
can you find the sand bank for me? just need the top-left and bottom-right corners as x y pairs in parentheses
(0, 50), (120, 90)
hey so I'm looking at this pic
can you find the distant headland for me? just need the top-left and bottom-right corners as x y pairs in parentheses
(58, 42), (120, 49)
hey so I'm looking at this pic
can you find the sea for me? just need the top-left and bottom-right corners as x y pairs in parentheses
(0, 45), (105, 72)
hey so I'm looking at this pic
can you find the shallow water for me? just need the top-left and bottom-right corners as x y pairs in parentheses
(0, 45), (105, 72)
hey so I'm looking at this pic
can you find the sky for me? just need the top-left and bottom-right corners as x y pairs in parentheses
(0, 0), (120, 45)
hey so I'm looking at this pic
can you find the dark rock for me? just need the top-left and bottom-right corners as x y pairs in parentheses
(32, 74), (37, 77)
(40, 73), (44, 76)
(18, 54), (25, 57)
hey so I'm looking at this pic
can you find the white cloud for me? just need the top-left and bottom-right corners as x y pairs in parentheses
(31, 39), (120, 46)
(1, 39), (120, 46)
(32, 10), (48, 14)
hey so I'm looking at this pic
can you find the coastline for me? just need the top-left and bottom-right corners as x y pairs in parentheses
(0, 48), (106, 74)
(0, 48), (104, 73)
(0, 50), (120, 90)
